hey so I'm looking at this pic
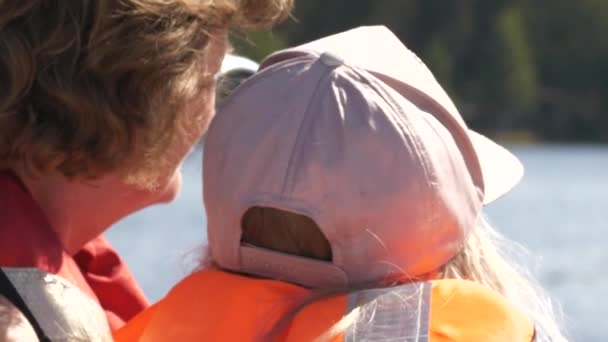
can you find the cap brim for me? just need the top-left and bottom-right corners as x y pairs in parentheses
(468, 130), (524, 205)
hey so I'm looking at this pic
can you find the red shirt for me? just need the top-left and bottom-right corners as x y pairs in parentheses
(0, 171), (149, 331)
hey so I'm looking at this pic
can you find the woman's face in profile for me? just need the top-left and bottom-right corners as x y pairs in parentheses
(126, 31), (229, 203)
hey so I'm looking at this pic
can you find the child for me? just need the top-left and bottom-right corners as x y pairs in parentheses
(115, 26), (566, 342)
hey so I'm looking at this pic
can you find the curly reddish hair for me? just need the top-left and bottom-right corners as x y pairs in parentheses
(0, 0), (292, 179)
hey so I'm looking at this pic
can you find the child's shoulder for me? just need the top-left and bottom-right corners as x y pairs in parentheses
(428, 279), (535, 342)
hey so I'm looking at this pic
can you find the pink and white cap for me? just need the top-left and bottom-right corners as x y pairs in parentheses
(203, 26), (523, 288)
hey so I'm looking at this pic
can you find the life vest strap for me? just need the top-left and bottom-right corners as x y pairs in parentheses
(344, 281), (431, 341)
(1, 267), (112, 341)
(0, 267), (50, 341)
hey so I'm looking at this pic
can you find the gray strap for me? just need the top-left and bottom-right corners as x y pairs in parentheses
(0, 268), (50, 341)
(2, 268), (112, 342)
(344, 282), (431, 342)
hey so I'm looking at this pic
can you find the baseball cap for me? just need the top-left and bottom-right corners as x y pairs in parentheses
(204, 26), (524, 288)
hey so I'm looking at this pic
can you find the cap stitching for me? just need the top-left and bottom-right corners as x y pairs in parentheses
(350, 67), (434, 196)
(360, 73), (438, 258)
(333, 66), (438, 279)
(280, 62), (340, 196)
(369, 74), (485, 197)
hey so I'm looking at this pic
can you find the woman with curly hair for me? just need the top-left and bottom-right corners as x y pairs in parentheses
(0, 1), (291, 341)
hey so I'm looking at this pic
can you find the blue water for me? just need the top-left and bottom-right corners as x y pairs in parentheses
(107, 144), (607, 341)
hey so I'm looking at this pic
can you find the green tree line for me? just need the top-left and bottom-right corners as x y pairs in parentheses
(234, 0), (608, 142)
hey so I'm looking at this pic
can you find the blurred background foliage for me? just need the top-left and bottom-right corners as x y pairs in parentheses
(231, 0), (608, 142)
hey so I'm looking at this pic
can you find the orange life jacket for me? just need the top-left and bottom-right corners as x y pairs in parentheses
(115, 270), (535, 342)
